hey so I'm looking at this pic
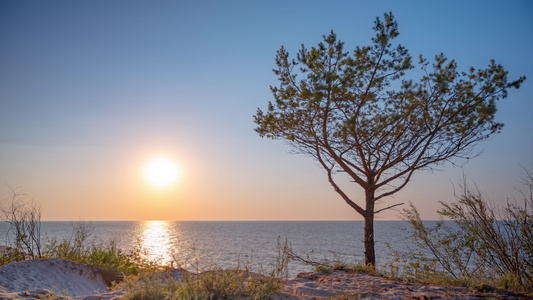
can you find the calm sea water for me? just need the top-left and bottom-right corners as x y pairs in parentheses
(0, 221), (423, 277)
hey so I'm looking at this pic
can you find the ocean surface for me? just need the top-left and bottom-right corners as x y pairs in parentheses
(0, 221), (424, 277)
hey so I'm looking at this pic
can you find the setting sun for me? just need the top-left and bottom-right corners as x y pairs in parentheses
(144, 158), (180, 188)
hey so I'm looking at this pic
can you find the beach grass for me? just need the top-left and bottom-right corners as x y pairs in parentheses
(122, 267), (285, 300)
(120, 238), (291, 299)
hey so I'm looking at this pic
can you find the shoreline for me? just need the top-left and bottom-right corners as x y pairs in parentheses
(0, 258), (530, 300)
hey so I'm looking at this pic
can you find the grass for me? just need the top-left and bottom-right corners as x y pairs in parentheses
(121, 238), (291, 299)
(122, 266), (285, 300)
(286, 247), (380, 276)
(314, 259), (378, 275)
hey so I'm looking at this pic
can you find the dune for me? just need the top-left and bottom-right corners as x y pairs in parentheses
(0, 259), (122, 299)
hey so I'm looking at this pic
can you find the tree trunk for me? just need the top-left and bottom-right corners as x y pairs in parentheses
(364, 190), (376, 266)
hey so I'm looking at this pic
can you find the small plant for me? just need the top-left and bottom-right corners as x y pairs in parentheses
(381, 257), (402, 278)
(0, 246), (27, 265)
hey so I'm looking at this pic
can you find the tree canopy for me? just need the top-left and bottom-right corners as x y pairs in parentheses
(254, 12), (525, 265)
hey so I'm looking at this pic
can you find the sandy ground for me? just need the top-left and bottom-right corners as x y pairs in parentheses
(278, 271), (532, 299)
(0, 258), (530, 299)
(0, 259), (122, 299)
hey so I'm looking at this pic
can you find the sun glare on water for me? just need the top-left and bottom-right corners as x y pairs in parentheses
(139, 221), (175, 266)
(144, 158), (180, 188)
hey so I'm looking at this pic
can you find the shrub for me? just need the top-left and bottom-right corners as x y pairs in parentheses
(42, 222), (141, 274)
(0, 186), (42, 259)
(400, 169), (533, 292)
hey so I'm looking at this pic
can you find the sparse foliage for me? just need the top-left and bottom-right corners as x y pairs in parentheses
(0, 186), (42, 259)
(401, 169), (533, 292)
(254, 12), (524, 266)
(43, 222), (140, 274)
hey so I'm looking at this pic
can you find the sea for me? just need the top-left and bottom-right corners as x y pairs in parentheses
(0, 221), (427, 277)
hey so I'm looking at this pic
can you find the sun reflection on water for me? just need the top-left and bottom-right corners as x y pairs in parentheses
(138, 220), (176, 266)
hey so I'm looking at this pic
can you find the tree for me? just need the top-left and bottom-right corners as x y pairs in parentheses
(253, 12), (525, 266)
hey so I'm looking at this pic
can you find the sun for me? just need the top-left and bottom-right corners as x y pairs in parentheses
(144, 158), (180, 188)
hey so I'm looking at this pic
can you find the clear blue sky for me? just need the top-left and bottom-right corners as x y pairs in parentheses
(1, 0), (532, 220)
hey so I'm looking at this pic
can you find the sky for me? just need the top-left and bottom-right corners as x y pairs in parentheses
(1, 0), (532, 221)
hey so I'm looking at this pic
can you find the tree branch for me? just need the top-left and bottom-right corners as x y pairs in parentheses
(375, 202), (405, 214)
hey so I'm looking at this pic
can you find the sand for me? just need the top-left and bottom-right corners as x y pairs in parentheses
(0, 258), (529, 299)
(0, 259), (123, 299)
(278, 271), (531, 299)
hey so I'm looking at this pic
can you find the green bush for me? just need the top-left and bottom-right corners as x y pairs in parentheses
(41, 222), (141, 274)
(0, 247), (27, 265)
